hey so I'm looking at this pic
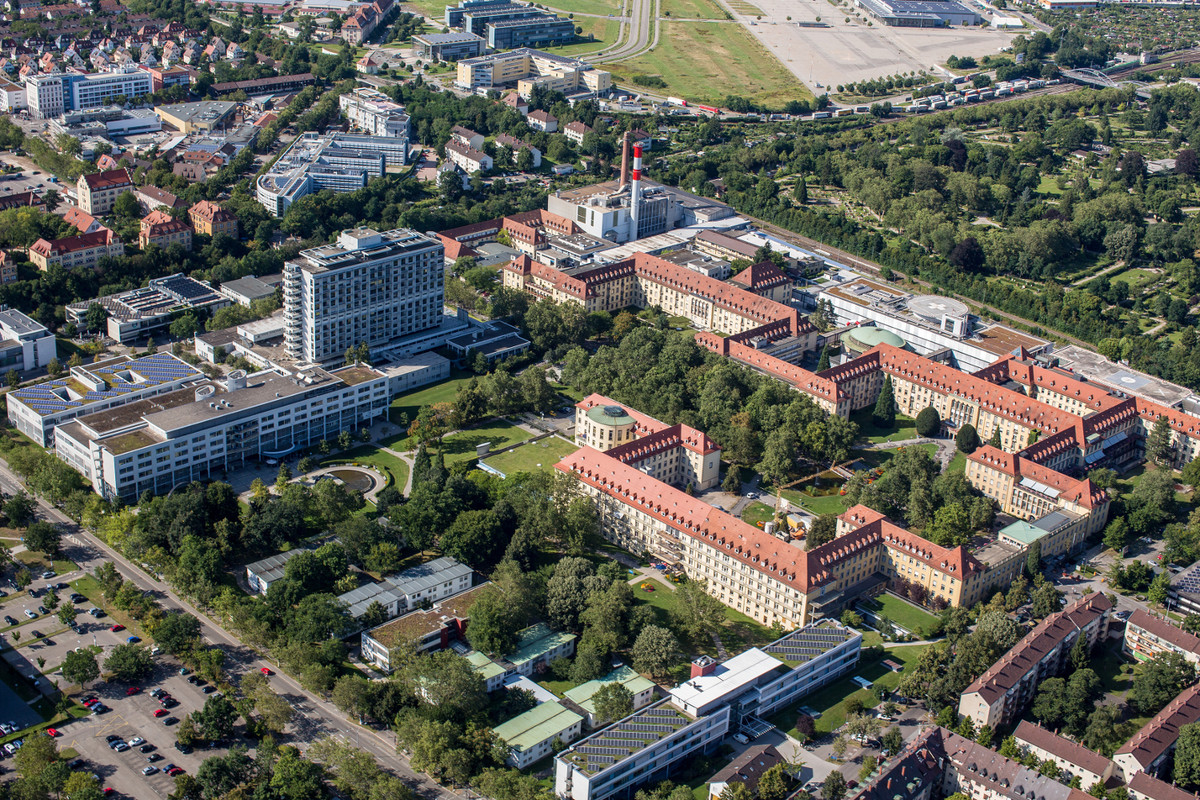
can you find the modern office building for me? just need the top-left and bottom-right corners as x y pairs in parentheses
(26, 66), (153, 119)
(155, 100), (237, 134)
(25, 73), (65, 119)
(336, 556), (473, 622)
(65, 273), (229, 344)
(455, 48), (611, 98)
(7, 352), (202, 447)
(77, 168), (133, 216)
(0, 308), (55, 372)
(282, 228), (444, 365)
(563, 666), (658, 728)
(257, 132), (410, 215)
(959, 593), (1112, 730)
(484, 14), (575, 49)
(54, 363), (390, 501)
(218, 276), (276, 307)
(245, 548), (311, 595)
(555, 702), (731, 800)
(412, 31), (486, 61)
(338, 88), (410, 139)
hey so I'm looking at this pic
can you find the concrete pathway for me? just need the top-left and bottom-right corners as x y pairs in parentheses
(1070, 259), (1126, 287)
(862, 436), (955, 468)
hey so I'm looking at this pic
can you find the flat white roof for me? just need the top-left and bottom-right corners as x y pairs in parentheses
(669, 649), (781, 709)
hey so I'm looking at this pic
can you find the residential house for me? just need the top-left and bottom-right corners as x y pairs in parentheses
(189, 200), (239, 238)
(29, 229), (124, 271)
(138, 209), (193, 251)
(77, 168), (133, 215)
(527, 109), (557, 132)
(564, 120), (591, 145)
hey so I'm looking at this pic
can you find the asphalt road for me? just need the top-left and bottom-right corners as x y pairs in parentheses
(0, 457), (465, 800)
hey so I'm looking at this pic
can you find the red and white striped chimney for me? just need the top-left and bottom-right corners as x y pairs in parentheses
(630, 143), (643, 238)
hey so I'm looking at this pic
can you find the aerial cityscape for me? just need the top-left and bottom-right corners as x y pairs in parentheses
(2, 1), (1200, 800)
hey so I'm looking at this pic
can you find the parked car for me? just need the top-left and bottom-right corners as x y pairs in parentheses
(109, 624), (124, 633)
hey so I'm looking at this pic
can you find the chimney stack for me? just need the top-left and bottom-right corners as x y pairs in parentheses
(631, 143), (643, 238)
(619, 131), (631, 188)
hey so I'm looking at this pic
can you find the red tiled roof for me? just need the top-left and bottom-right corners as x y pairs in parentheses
(0, 191), (43, 211)
(30, 229), (119, 256)
(967, 445), (1106, 509)
(730, 261), (788, 290)
(1116, 681), (1200, 769)
(1127, 609), (1200, 657)
(188, 200), (235, 225)
(577, 393), (720, 459)
(965, 593), (1112, 705)
(1128, 771), (1200, 800)
(1013, 721), (1115, 777)
(80, 168), (131, 190)
(62, 206), (99, 233)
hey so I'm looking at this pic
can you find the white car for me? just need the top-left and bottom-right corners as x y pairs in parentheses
(733, 733), (750, 744)
(129, 737), (145, 746)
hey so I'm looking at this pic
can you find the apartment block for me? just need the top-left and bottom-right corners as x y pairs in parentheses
(282, 228), (444, 364)
(0, 308), (55, 372)
(495, 702), (583, 769)
(1124, 610), (1200, 665)
(958, 593), (1112, 729)
(77, 168), (133, 215)
(563, 666), (658, 728)
(54, 364), (389, 501)
(1013, 721), (1117, 789)
(446, 139), (493, 173)
(29, 229), (124, 271)
(188, 200), (239, 238)
(1115, 681), (1200, 779)
(138, 210), (193, 251)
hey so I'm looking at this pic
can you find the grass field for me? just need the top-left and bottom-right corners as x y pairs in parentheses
(741, 501), (776, 528)
(607, 21), (804, 107)
(1109, 268), (1163, 292)
(857, 443), (939, 470)
(550, 18), (617, 56)
(543, 0), (620, 15)
(945, 450), (966, 474)
(660, 0), (726, 19)
(861, 594), (939, 638)
(387, 371), (475, 430)
(481, 436), (578, 476)
(850, 410), (918, 444)
(441, 420), (532, 464)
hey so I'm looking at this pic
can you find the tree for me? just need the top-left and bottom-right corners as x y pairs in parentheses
(670, 580), (725, 640)
(720, 783), (753, 800)
(1025, 539), (1043, 579)
(1174, 722), (1200, 790)
(14, 732), (57, 778)
(104, 644), (154, 682)
(915, 406), (940, 437)
(882, 726), (903, 755)
(63, 772), (103, 800)
(4, 490), (36, 527)
(808, 515), (837, 549)
(822, 771), (847, 800)
(859, 755), (878, 782)
(1070, 635), (1090, 672)
(1146, 416), (1174, 466)
(1131, 652), (1196, 715)
(61, 648), (99, 687)
(793, 175), (808, 204)
(464, 586), (519, 657)
(816, 343), (831, 372)
(24, 520), (60, 556)
(46, 356), (62, 377)
(592, 682), (634, 724)
(988, 428), (1002, 449)
(631, 625), (678, 678)
(154, 613), (202, 655)
(57, 604), (77, 627)
(873, 377), (896, 428)
(5, 369), (18, 389)
(955, 424), (979, 454)
(1103, 517), (1130, 553)
(440, 509), (505, 571)
(1149, 571), (1172, 607)
(194, 695), (239, 741)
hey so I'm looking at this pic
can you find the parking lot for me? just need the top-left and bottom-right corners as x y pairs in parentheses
(0, 568), (236, 798)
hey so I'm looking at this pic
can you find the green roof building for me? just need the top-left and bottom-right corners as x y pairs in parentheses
(503, 623), (578, 675)
(494, 700), (583, 768)
(466, 649), (507, 691)
(563, 666), (658, 727)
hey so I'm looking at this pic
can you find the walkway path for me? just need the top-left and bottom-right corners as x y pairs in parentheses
(863, 436), (955, 468)
(1070, 259), (1126, 287)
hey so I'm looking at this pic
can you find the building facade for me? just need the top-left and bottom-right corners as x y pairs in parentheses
(189, 200), (239, 238)
(1012, 721), (1117, 789)
(29, 229), (124, 271)
(282, 228), (444, 364)
(1123, 610), (1200, 665)
(77, 168), (133, 215)
(339, 87), (410, 139)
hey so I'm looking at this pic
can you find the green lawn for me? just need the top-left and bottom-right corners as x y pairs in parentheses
(851, 410), (918, 444)
(15, 550), (76, 576)
(481, 435), (578, 477)
(441, 420), (533, 464)
(1095, 640), (1134, 697)
(945, 450), (966, 475)
(770, 642), (929, 737)
(542, 0), (618, 15)
(796, 493), (850, 516)
(538, 678), (578, 696)
(660, 0), (726, 17)
(1035, 175), (1064, 195)
(741, 501), (776, 528)
(857, 443), (939, 470)
(319, 445), (410, 492)
(387, 370), (475, 430)
(1109, 268), (1162, 292)
(606, 21), (807, 108)
(547, 19), (616, 57)
(861, 594), (939, 638)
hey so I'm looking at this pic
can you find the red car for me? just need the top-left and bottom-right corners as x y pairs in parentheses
(45, 728), (59, 737)
(167, 767), (184, 777)
(103, 789), (113, 796)
(260, 667), (272, 675)
(109, 624), (125, 633)
(81, 698), (99, 707)
(153, 709), (168, 718)
(125, 687), (141, 696)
